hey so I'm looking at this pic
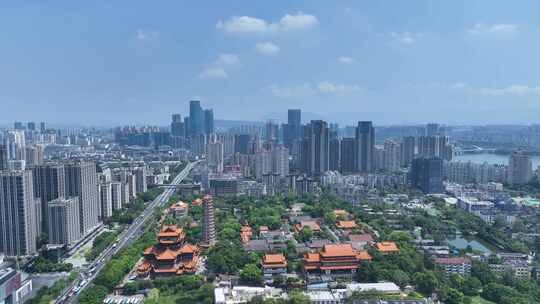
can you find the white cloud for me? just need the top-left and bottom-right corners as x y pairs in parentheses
(411, 82), (540, 97)
(279, 12), (318, 31)
(199, 68), (228, 79)
(217, 12), (318, 33)
(198, 53), (240, 80)
(215, 53), (240, 66)
(255, 42), (280, 55)
(135, 29), (158, 41)
(317, 81), (362, 95)
(337, 56), (355, 64)
(389, 32), (423, 44)
(269, 81), (362, 98)
(467, 23), (518, 35)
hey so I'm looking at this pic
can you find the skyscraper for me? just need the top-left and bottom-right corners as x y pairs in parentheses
(201, 195), (216, 247)
(204, 109), (214, 135)
(355, 121), (374, 173)
(31, 163), (66, 231)
(329, 138), (340, 171)
(0, 170), (38, 256)
(65, 161), (100, 235)
(340, 138), (356, 173)
(47, 197), (81, 246)
(0, 145), (7, 171)
(400, 136), (416, 167)
(409, 157), (444, 194)
(508, 151), (532, 185)
(301, 120), (329, 176)
(285, 109), (302, 149)
(189, 100), (204, 136)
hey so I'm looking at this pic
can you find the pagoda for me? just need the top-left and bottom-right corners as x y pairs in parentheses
(137, 225), (199, 278)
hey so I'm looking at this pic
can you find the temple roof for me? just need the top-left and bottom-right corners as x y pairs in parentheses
(374, 242), (399, 253)
(321, 244), (356, 257)
(336, 220), (357, 229)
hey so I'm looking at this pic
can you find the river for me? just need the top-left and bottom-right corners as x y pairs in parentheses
(455, 153), (540, 168)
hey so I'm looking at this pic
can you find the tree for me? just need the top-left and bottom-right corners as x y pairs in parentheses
(441, 288), (464, 304)
(412, 271), (438, 295)
(391, 269), (410, 288)
(207, 241), (248, 274)
(288, 290), (310, 304)
(240, 264), (263, 285)
(296, 227), (313, 242)
(461, 276), (482, 296)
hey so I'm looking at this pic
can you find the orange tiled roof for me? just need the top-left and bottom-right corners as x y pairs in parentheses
(321, 244), (356, 257)
(263, 253), (286, 264)
(156, 248), (178, 260)
(191, 198), (203, 206)
(158, 225), (184, 237)
(304, 252), (321, 263)
(179, 244), (199, 254)
(336, 220), (357, 229)
(263, 254), (287, 268)
(374, 242), (399, 253)
(357, 250), (372, 261)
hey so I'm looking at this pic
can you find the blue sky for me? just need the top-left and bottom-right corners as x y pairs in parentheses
(1, 1), (539, 126)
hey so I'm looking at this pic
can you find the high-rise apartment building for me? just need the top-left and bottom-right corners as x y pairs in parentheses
(0, 145), (7, 171)
(0, 170), (38, 256)
(383, 140), (401, 172)
(110, 182), (123, 211)
(133, 167), (147, 194)
(340, 138), (356, 173)
(400, 136), (416, 167)
(201, 195), (216, 247)
(410, 157), (444, 194)
(31, 163), (66, 231)
(99, 182), (113, 219)
(65, 161), (100, 235)
(47, 197), (81, 246)
(207, 141), (224, 173)
(171, 114), (185, 137)
(25, 145), (44, 166)
(355, 121), (374, 173)
(426, 123), (440, 136)
(508, 151), (533, 185)
(300, 120), (329, 176)
(329, 138), (340, 171)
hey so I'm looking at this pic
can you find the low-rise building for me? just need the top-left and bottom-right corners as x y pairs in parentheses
(261, 253), (287, 281)
(435, 257), (471, 277)
(303, 244), (371, 279)
(372, 242), (400, 255)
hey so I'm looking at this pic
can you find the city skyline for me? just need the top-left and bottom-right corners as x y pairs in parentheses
(2, 1), (540, 125)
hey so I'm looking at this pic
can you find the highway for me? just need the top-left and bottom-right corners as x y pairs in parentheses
(56, 161), (200, 304)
